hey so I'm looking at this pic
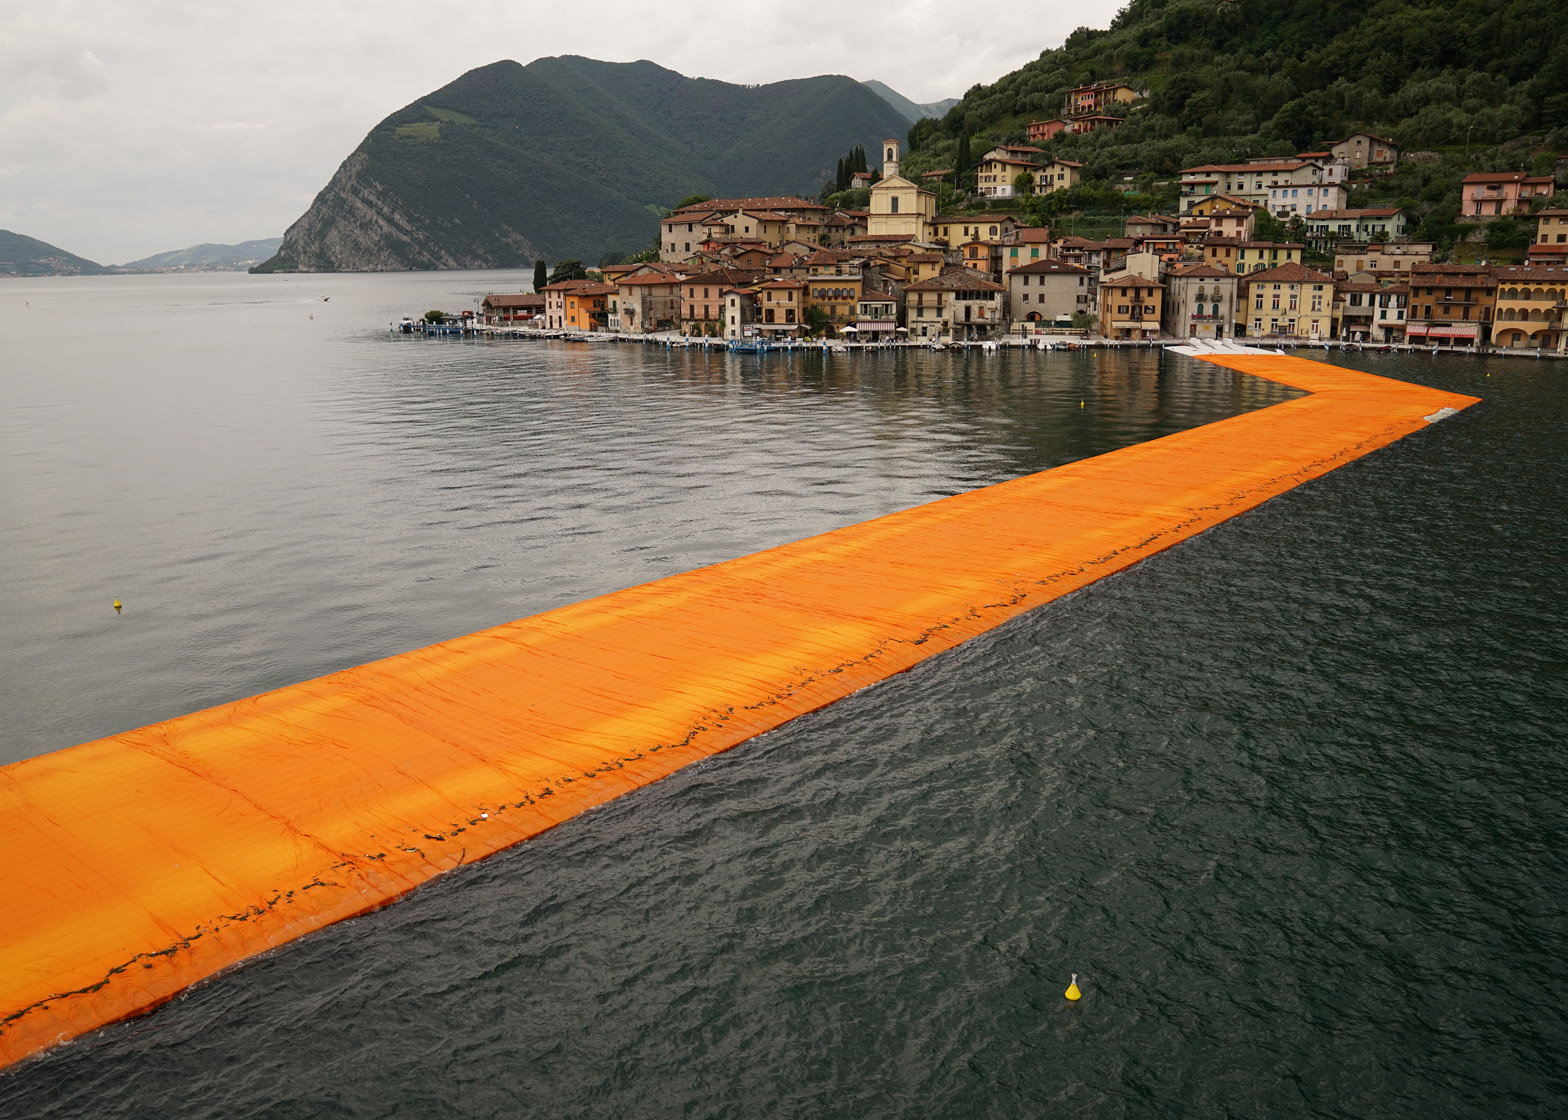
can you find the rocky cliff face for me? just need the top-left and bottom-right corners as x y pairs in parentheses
(259, 151), (540, 273)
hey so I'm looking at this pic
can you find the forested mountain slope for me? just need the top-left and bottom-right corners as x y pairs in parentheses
(0, 230), (108, 277)
(256, 57), (910, 272)
(906, 0), (1567, 187)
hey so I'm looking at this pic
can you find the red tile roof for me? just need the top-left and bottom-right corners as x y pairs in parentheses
(1490, 265), (1568, 281)
(904, 267), (1005, 293)
(1241, 263), (1334, 284)
(482, 293), (546, 308)
(1462, 172), (1553, 185)
(1163, 263), (1233, 279)
(1008, 259), (1091, 276)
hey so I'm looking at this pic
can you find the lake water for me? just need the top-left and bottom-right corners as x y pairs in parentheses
(1, 273), (1564, 1117)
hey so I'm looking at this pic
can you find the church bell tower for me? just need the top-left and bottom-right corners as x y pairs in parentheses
(882, 138), (900, 180)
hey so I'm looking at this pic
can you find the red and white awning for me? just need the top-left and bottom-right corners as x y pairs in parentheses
(1407, 324), (1477, 338)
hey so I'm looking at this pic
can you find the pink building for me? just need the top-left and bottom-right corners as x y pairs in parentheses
(1462, 172), (1555, 218)
(1027, 118), (1069, 142)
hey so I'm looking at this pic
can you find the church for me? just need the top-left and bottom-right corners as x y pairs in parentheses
(866, 139), (937, 243)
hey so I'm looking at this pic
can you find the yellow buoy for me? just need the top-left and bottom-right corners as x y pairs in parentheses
(1065, 973), (1081, 1001)
(1080, 401), (1085, 408)
(113, 599), (121, 614)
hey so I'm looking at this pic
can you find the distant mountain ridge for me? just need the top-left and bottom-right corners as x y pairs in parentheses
(0, 230), (108, 277)
(256, 56), (912, 273)
(861, 80), (959, 123)
(119, 238), (282, 271)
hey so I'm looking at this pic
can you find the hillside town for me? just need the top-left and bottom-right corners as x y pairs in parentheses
(484, 101), (1566, 354)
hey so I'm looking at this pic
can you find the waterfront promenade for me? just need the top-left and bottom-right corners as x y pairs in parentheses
(432, 322), (1568, 360)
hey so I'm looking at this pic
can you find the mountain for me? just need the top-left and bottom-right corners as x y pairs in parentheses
(862, 80), (959, 123)
(903, 0), (1568, 215)
(255, 56), (912, 273)
(118, 238), (282, 271)
(0, 230), (108, 277)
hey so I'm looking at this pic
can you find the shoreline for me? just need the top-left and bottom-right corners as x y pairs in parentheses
(394, 322), (1568, 360)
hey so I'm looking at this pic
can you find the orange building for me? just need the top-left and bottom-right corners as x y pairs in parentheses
(1404, 264), (1498, 345)
(755, 278), (807, 335)
(1098, 274), (1164, 340)
(543, 279), (615, 332)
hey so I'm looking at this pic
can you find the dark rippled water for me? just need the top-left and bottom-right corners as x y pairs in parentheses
(2, 275), (1565, 1117)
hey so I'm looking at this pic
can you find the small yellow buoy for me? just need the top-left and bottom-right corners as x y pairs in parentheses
(1065, 973), (1081, 1001)
(113, 599), (122, 614)
(1080, 401), (1085, 409)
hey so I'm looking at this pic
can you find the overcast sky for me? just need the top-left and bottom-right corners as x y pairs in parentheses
(1, 0), (1126, 265)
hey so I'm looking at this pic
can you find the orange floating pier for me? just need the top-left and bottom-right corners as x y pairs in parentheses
(0, 351), (1476, 1069)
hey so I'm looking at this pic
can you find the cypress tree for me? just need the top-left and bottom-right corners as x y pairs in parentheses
(533, 259), (547, 292)
(956, 134), (972, 187)
(836, 157), (848, 193)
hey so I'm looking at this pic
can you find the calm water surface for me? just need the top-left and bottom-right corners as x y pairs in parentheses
(0, 274), (1564, 1117)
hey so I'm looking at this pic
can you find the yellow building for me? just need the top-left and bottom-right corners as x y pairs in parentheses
(1031, 159), (1082, 193)
(867, 139), (936, 241)
(802, 251), (865, 325)
(1188, 193), (1256, 217)
(928, 213), (1021, 247)
(1531, 208), (1568, 263)
(903, 251), (945, 284)
(1491, 265), (1566, 351)
(1000, 229), (1053, 278)
(1241, 262), (1338, 339)
(976, 145), (1043, 199)
(1205, 239), (1303, 275)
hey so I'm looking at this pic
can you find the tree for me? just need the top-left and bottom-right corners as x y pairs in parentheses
(836, 157), (848, 193)
(548, 259), (588, 284)
(804, 305), (832, 336)
(1485, 217), (1530, 250)
(673, 194), (711, 211)
(423, 309), (446, 324)
(1254, 210), (1289, 242)
(1014, 171), (1036, 196)
(533, 259), (548, 292)
(956, 134), (973, 188)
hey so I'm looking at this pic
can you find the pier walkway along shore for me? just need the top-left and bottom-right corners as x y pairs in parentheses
(0, 347), (1479, 1071)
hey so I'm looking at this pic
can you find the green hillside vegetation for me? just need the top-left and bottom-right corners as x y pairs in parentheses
(256, 56), (910, 272)
(0, 230), (108, 277)
(903, 0), (1568, 248)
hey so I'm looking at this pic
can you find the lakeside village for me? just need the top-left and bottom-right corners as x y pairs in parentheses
(438, 86), (1567, 355)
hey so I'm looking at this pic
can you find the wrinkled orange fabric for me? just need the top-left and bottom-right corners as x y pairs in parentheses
(0, 354), (1477, 1069)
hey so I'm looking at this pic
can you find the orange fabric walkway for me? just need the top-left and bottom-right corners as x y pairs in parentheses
(0, 352), (1477, 1069)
